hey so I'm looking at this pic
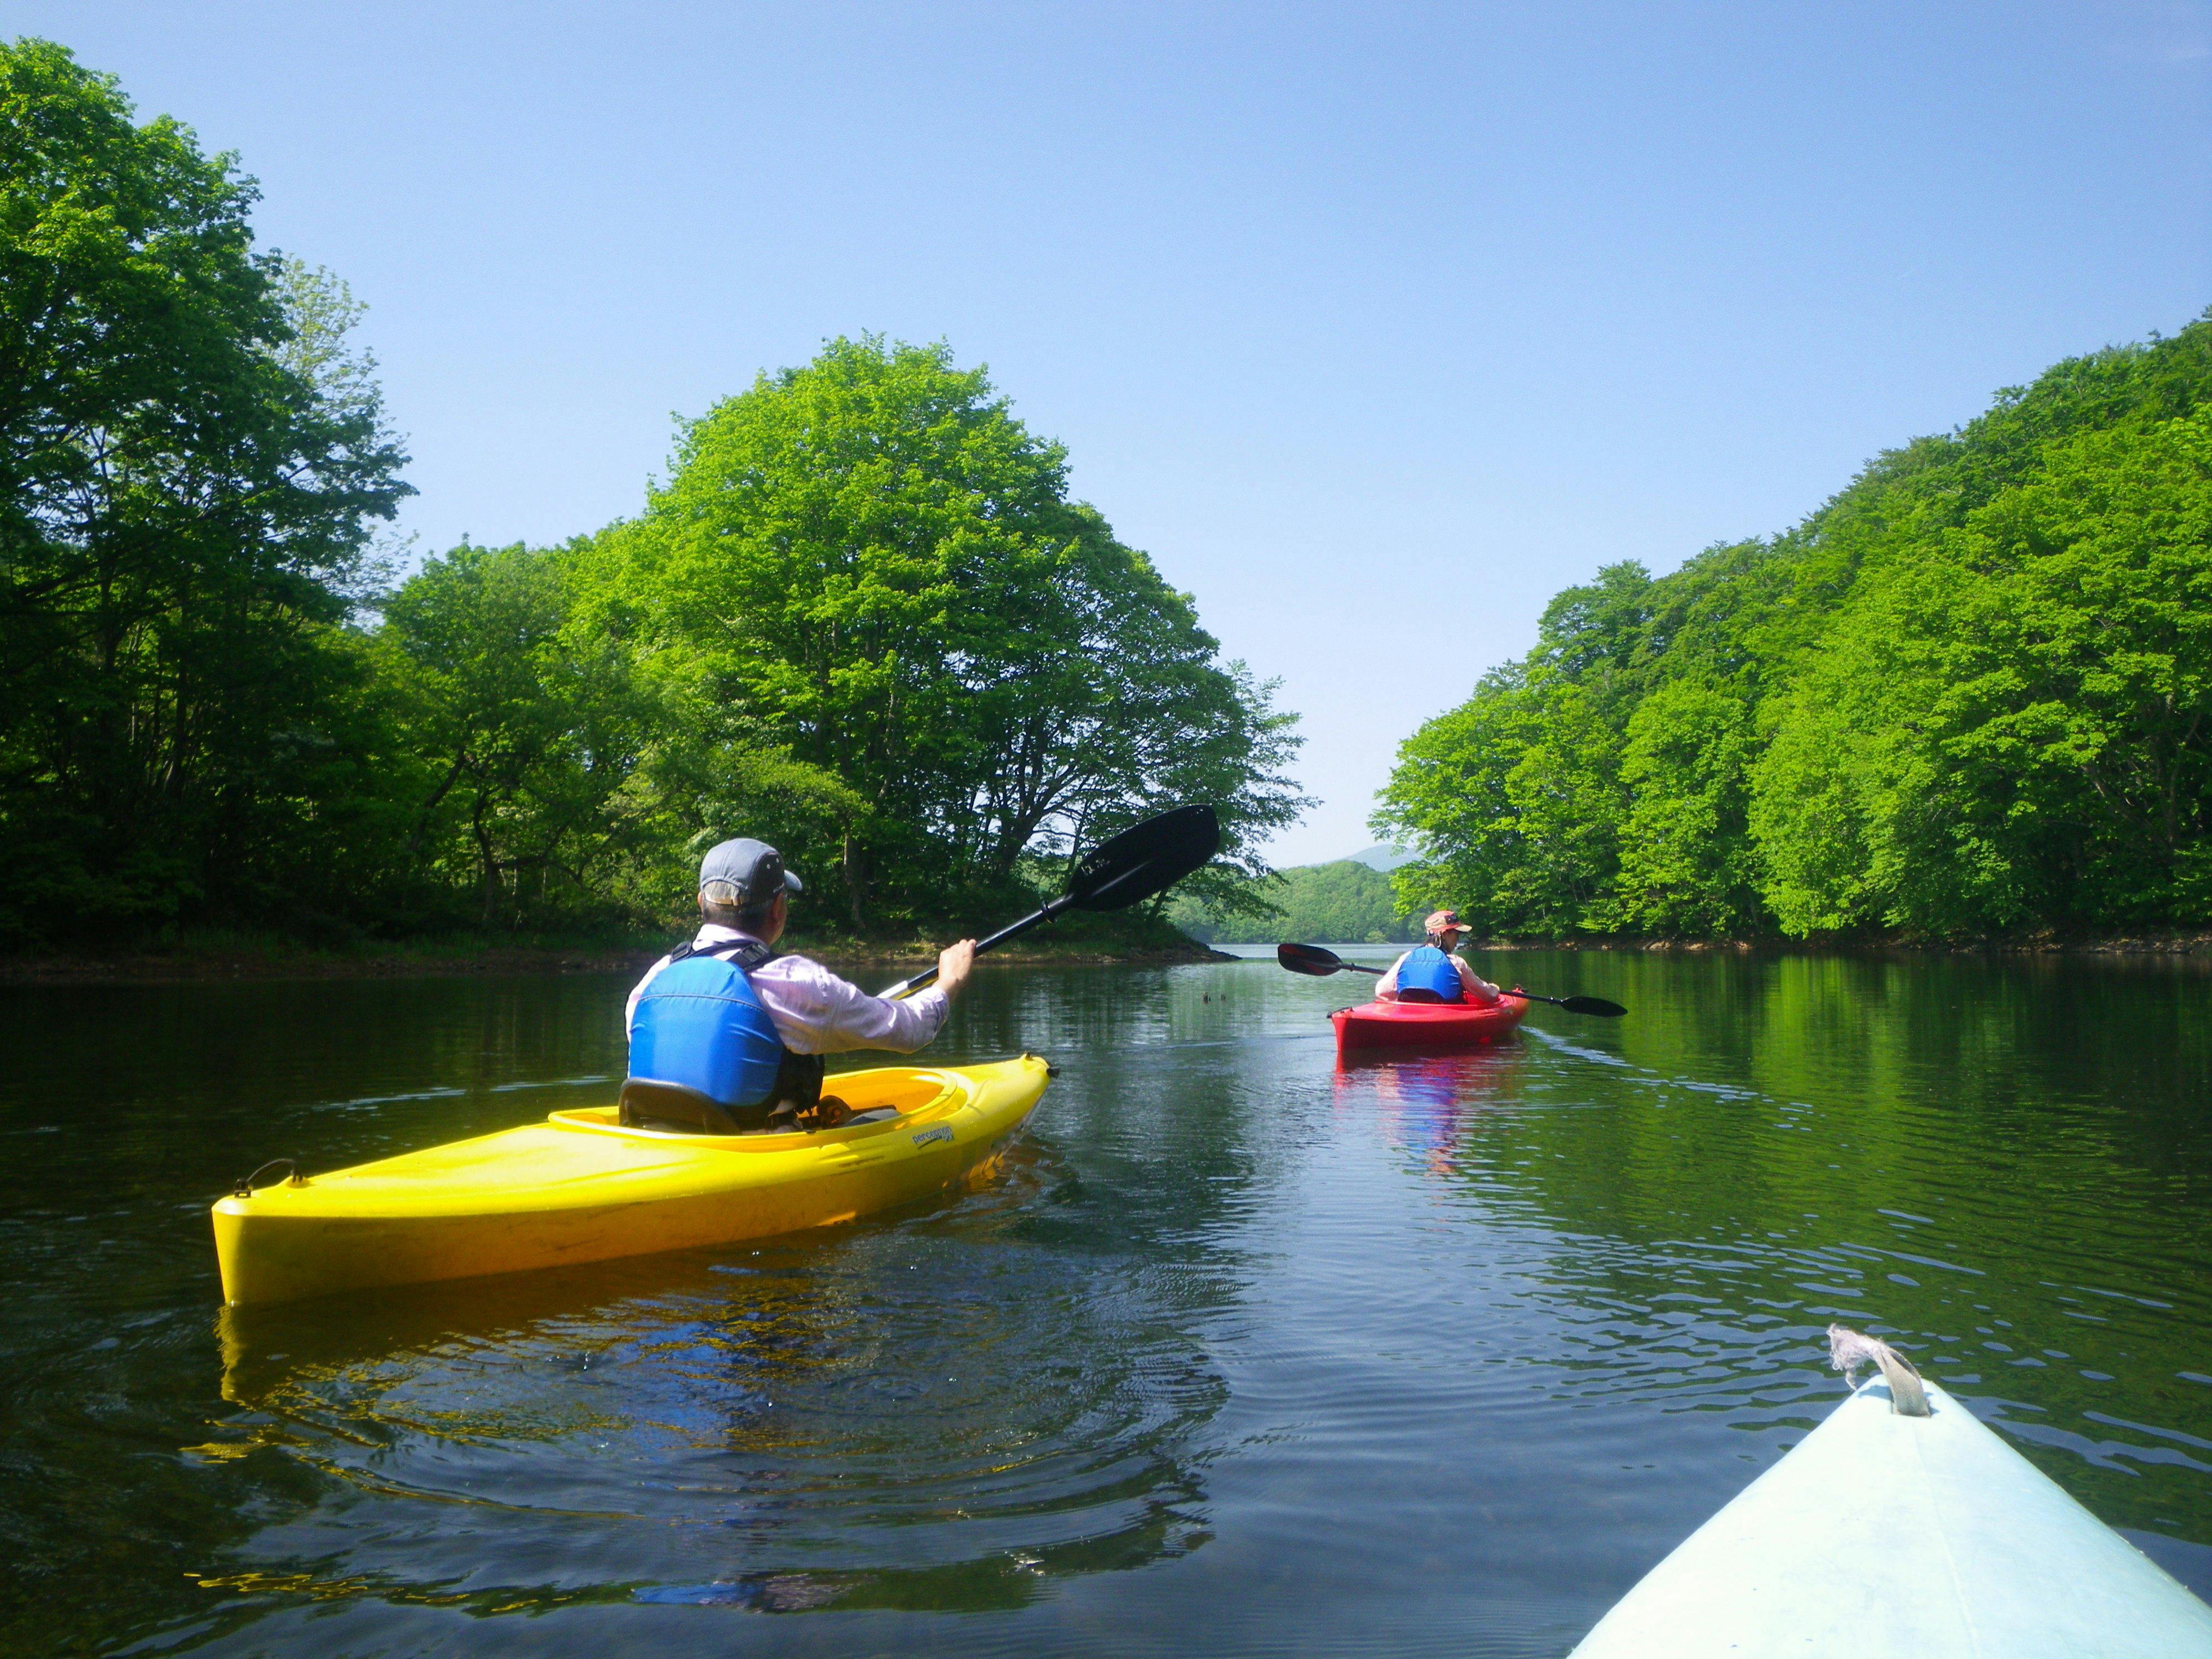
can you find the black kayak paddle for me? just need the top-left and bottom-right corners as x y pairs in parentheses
(881, 805), (1223, 999)
(1278, 941), (1386, 977)
(1274, 942), (1627, 1018)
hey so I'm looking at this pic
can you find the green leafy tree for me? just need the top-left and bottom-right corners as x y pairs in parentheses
(1379, 314), (2212, 943)
(1613, 679), (1761, 935)
(1954, 415), (2212, 919)
(578, 336), (1304, 930)
(1753, 415), (2212, 934)
(1, 47), (1299, 949)
(377, 542), (662, 928)
(0, 39), (409, 940)
(614, 737), (871, 930)
(1375, 661), (1627, 936)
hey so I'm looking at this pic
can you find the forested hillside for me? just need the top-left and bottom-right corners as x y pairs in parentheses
(0, 41), (1300, 947)
(1172, 859), (1420, 945)
(1378, 319), (2212, 940)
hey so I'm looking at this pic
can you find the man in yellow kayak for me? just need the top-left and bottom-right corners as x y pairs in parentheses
(621, 838), (979, 1133)
(1375, 910), (1503, 1006)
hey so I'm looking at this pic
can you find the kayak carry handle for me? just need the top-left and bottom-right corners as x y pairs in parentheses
(1828, 1324), (1931, 1417)
(232, 1159), (305, 1199)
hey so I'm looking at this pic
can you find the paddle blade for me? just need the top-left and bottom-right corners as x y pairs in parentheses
(1276, 942), (1345, 977)
(1067, 805), (1221, 911)
(1557, 995), (1627, 1018)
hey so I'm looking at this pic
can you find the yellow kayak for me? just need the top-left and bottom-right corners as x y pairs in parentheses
(211, 1055), (1050, 1306)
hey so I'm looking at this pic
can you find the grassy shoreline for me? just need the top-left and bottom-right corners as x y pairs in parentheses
(0, 928), (1234, 985)
(1448, 931), (2212, 957)
(7, 927), (2204, 985)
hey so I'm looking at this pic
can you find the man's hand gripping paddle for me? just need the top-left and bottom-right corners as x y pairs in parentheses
(880, 806), (1223, 1000)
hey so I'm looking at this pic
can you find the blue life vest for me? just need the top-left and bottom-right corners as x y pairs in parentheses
(1395, 945), (1465, 1003)
(628, 940), (786, 1109)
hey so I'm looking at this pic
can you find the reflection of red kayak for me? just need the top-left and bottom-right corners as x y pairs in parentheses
(1332, 995), (1529, 1054)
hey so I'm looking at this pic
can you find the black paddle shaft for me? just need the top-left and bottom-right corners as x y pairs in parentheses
(881, 806), (1222, 1000)
(1509, 986), (1629, 1018)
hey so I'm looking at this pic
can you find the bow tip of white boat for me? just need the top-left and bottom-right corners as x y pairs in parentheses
(1569, 1332), (2212, 1658)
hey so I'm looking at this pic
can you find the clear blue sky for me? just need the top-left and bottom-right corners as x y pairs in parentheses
(18, 2), (2210, 863)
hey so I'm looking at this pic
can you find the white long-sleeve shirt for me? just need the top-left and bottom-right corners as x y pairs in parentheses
(625, 925), (951, 1055)
(1376, 949), (1500, 1004)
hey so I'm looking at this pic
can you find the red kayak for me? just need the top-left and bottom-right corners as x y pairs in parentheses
(1332, 994), (1530, 1055)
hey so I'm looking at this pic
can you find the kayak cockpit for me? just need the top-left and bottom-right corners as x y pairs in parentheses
(544, 1067), (969, 1150)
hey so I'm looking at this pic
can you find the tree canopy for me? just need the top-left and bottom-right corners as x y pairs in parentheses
(0, 39), (410, 940)
(0, 41), (1302, 947)
(1378, 318), (2212, 940)
(571, 336), (1305, 931)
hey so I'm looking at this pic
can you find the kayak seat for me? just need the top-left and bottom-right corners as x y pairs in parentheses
(616, 1080), (895, 1136)
(618, 1077), (770, 1135)
(1395, 987), (1449, 1004)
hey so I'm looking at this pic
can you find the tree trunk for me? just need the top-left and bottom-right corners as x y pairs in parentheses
(473, 799), (502, 927)
(842, 831), (868, 931)
(406, 750), (469, 858)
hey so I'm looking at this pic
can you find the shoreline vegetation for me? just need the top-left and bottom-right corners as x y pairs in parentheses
(9, 41), (2209, 965)
(1457, 931), (2212, 957)
(1172, 857), (1422, 946)
(0, 925), (1235, 986)
(0, 43), (1303, 961)
(8, 926), (2203, 987)
(1371, 316), (2212, 947)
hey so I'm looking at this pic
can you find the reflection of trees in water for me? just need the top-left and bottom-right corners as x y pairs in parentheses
(0, 974), (640, 1656)
(6, 975), (637, 1232)
(1368, 951), (2212, 1542)
(1436, 953), (2212, 1276)
(201, 1031), (1261, 1630)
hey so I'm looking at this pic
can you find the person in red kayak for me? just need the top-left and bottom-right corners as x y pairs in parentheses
(1376, 910), (1502, 1005)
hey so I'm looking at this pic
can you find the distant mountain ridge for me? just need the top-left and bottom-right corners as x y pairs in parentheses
(1345, 843), (1417, 873)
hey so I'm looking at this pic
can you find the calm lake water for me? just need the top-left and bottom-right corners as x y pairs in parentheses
(2, 948), (2209, 1655)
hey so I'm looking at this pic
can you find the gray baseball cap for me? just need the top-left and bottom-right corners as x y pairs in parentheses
(698, 838), (804, 900)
